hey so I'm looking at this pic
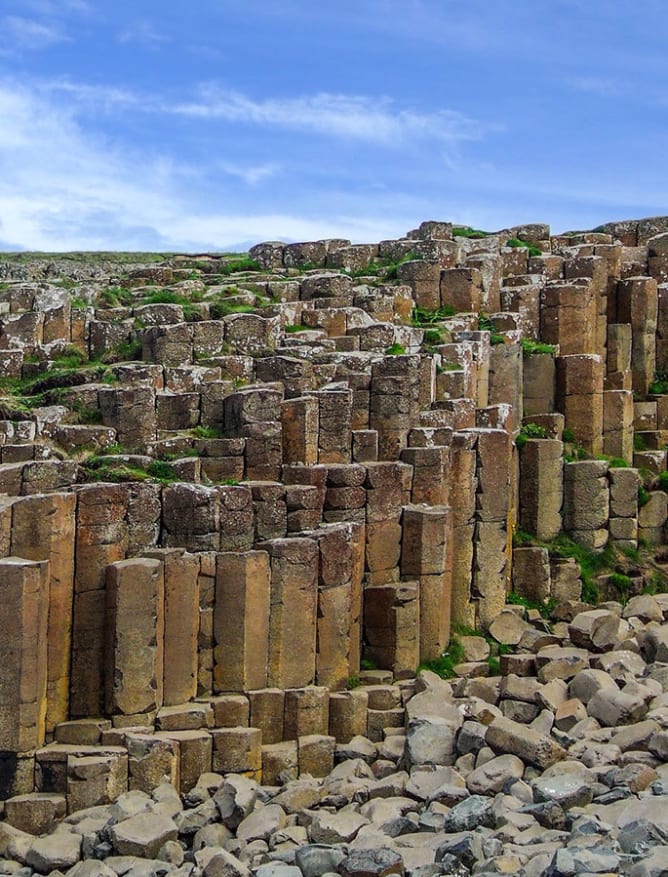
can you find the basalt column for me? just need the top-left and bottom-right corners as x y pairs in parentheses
(369, 355), (421, 461)
(214, 551), (271, 692)
(0, 558), (49, 757)
(257, 537), (319, 689)
(556, 354), (604, 456)
(10, 492), (76, 732)
(471, 428), (513, 629)
(71, 484), (128, 718)
(449, 431), (478, 629)
(105, 558), (165, 717)
(401, 504), (452, 661)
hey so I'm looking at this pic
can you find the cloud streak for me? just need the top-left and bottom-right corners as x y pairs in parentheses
(2, 15), (68, 50)
(170, 88), (490, 147)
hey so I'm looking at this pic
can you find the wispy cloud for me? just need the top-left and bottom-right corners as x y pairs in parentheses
(569, 76), (630, 98)
(2, 15), (68, 50)
(0, 79), (418, 251)
(171, 88), (490, 147)
(219, 162), (280, 186)
(118, 20), (170, 49)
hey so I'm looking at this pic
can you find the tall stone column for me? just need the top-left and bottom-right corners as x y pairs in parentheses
(257, 537), (319, 689)
(214, 551), (271, 692)
(0, 557), (49, 752)
(10, 493), (76, 732)
(71, 484), (128, 717)
(105, 558), (165, 717)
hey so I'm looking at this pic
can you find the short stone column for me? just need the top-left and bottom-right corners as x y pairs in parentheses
(556, 354), (604, 455)
(563, 461), (610, 550)
(401, 504), (452, 661)
(519, 439), (563, 541)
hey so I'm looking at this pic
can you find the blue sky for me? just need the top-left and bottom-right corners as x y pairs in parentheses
(0, 0), (666, 251)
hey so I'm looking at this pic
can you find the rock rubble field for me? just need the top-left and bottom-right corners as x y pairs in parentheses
(5, 593), (668, 875)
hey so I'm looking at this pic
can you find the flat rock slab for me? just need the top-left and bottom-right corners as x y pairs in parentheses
(110, 812), (178, 858)
(485, 716), (567, 769)
(25, 829), (81, 873)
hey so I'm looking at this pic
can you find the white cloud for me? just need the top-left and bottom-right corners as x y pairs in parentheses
(171, 88), (489, 147)
(219, 162), (280, 186)
(569, 76), (630, 98)
(118, 21), (170, 49)
(2, 15), (68, 50)
(0, 79), (419, 251)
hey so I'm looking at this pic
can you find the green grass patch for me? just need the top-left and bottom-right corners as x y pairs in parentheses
(550, 533), (616, 604)
(385, 343), (406, 356)
(452, 226), (490, 238)
(412, 305), (456, 325)
(521, 339), (556, 357)
(423, 328), (443, 345)
(219, 257), (261, 275)
(607, 571), (633, 599)
(649, 372), (668, 395)
(191, 425), (223, 439)
(505, 238), (542, 258)
(284, 323), (310, 333)
(97, 286), (134, 307)
(516, 422), (549, 449)
(209, 301), (257, 320)
(507, 590), (557, 619)
(634, 433), (648, 452)
(418, 636), (466, 679)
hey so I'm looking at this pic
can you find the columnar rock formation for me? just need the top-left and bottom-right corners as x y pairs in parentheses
(0, 216), (668, 849)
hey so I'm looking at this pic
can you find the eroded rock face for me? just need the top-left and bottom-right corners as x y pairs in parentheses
(2, 219), (668, 872)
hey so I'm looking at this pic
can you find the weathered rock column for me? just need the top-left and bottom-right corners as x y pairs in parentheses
(605, 324), (632, 390)
(310, 385), (353, 464)
(257, 537), (319, 689)
(488, 338), (522, 428)
(616, 276), (658, 395)
(518, 438), (563, 542)
(472, 428), (513, 629)
(603, 390), (634, 462)
(105, 558), (165, 717)
(401, 504), (452, 661)
(214, 551), (271, 693)
(98, 386), (157, 452)
(281, 396), (319, 465)
(523, 351), (556, 417)
(224, 386), (283, 480)
(540, 280), (596, 354)
(608, 467), (640, 549)
(449, 432), (477, 629)
(369, 356), (421, 460)
(143, 549), (199, 706)
(0, 558), (49, 755)
(396, 260), (441, 310)
(10, 493), (76, 733)
(364, 462), (413, 585)
(71, 484), (128, 718)
(512, 547), (551, 605)
(563, 460), (610, 550)
(363, 581), (419, 678)
(305, 524), (354, 690)
(556, 354), (604, 455)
